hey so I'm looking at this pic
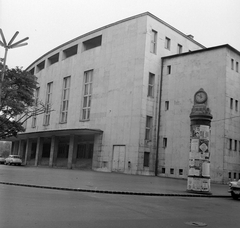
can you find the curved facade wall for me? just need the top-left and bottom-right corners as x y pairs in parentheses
(12, 12), (204, 175)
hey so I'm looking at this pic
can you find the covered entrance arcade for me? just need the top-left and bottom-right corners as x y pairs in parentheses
(10, 129), (103, 170)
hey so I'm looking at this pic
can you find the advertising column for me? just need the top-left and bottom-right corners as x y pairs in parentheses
(187, 89), (212, 194)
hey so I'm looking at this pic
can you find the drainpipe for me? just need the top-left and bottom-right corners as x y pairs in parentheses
(155, 58), (164, 176)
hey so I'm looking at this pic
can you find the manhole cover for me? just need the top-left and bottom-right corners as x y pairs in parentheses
(185, 221), (207, 227)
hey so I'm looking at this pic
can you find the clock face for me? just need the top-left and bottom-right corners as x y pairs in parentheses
(195, 91), (207, 103)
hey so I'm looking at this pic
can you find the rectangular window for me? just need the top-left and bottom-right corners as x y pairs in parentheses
(165, 37), (171, 50)
(143, 152), (150, 167)
(82, 70), (93, 120)
(234, 140), (237, 151)
(43, 82), (53, 126)
(229, 139), (232, 150)
(236, 62), (239, 72)
(231, 59), (234, 70)
(165, 101), (169, 111)
(36, 60), (45, 73)
(162, 168), (165, 174)
(62, 45), (78, 59)
(179, 169), (183, 175)
(170, 168), (174, 174)
(177, 44), (182, 54)
(145, 116), (152, 140)
(32, 88), (40, 128)
(230, 98), (233, 109)
(234, 172), (237, 179)
(48, 53), (59, 65)
(150, 30), (157, 54)
(239, 141), (240, 152)
(147, 73), (155, 97)
(229, 172), (231, 179)
(163, 137), (167, 148)
(82, 35), (102, 51)
(167, 65), (171, 74)
(236, 100), (238, 111)
(60, 76), (71, 123)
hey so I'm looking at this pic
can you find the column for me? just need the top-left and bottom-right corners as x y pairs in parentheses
(24, 139), (32, 165)
(35, 137), (43, 166)
(12, 141), (19, 155)
(49, 136), (58, 167)
(18, 140), (25, 158)
(67, 135), (75, 169)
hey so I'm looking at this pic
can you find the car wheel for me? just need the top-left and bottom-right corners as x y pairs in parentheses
(231, 192), (239, 200)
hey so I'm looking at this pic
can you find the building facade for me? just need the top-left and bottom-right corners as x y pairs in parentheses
(9, 12), (240, 183)
(160, 45), (240, 183)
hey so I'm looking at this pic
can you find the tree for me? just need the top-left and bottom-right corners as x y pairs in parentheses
(0, 66), (48, 139)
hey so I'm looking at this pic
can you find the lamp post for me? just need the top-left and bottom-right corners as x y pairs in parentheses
(0, 29), (29, 106)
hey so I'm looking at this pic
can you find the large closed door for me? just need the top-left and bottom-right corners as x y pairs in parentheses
(112, 145), (126, 172)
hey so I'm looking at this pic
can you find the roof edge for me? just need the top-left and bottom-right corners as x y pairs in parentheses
(26, 12), (205, 70)
(162, 44), (240, 60)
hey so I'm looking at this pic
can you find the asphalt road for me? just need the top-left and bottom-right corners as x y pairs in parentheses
(0, 184), (239, 228)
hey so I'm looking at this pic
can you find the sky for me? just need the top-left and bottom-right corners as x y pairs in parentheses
(0, 0), (240, 69)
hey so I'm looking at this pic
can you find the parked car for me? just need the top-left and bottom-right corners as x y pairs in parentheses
(228, 180), (240, 200)
(4, 155), (22, 166)
(0, 155), (5, 164)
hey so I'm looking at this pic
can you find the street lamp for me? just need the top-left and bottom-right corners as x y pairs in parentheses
(0, 29), (29, 106)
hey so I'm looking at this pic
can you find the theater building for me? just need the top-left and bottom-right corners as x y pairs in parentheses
(9, 12), (240, 183)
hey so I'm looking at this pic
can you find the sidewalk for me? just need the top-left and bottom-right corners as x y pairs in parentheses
(0, 166), (230, 197)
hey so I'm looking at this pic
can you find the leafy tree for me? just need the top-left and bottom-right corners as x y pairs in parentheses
(0, 66), (48, 139)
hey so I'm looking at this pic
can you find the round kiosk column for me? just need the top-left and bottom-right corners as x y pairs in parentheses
(187, 88), (213, 194)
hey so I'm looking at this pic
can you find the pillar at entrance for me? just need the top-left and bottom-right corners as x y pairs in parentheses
(24, 139), (32, 165)
(187, 88), (213, 194)
(35, 137), (43, 166)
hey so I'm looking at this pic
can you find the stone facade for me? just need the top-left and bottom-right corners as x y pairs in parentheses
(160, 46), (240, 183)
(9, 12), (240, 183)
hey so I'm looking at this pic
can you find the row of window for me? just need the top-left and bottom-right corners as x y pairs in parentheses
(228, 138), (240, 151)
(230, 98), (239, 111)
(231, 58), (239, 72)
(32, 70), (93, 128)
(30, 36), (102, 74)
(229, 172), (240, 180)
(150, 30), (184, 55)
(162, 167), (184, 175)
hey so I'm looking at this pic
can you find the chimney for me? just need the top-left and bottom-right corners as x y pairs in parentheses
(187, 34), (194, 39)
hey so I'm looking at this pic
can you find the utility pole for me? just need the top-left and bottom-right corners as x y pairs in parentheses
(0, 29), (29, 106)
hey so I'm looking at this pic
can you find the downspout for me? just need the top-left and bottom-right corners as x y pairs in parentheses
(155, 58), (164, 176)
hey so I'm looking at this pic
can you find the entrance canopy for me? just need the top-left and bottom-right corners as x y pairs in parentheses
(6, 128), (103, 141)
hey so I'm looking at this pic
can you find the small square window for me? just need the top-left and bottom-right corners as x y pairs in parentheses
(230, 98), (233, 109)
(177, 44), (182, 54)
(229, 172), (231, 179)
(167, 65), (171, 74)
(179, 169), (183, 175)
(165, 101), (169, 111)
(165, 37), (171, 50)
(231, 59), (234, 70)
(163, 138), (167, 148)
(234, 140), (237, 151)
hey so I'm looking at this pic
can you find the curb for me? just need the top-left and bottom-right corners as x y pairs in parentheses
(0, 181), (231, 198)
